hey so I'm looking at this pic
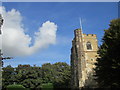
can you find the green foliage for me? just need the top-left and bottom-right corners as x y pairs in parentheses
(41, 62), (71, 88)
(95, 18), (120, 88)
(2, 65), (15, 88)
(6, 84), (25, 90)
(2, 62), (71, 89)
(40, 83), (53, 90)
(52, 62), (71, 88)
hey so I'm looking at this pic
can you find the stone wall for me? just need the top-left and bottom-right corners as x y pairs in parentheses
(71, 29), (98, 88)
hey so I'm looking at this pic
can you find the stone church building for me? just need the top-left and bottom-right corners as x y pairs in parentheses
(71, 28), (98, 88)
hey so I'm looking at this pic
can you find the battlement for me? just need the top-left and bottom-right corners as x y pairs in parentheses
(75, 28), (81, 31)
(74, 29), (97, 38)
(74, 29), (81, 33)
(83, 34), (96, 37)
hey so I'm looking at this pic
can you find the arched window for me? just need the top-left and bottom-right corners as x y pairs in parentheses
(86, 41), (92, 50)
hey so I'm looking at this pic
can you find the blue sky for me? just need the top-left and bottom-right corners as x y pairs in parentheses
(2, 2), (118, 67)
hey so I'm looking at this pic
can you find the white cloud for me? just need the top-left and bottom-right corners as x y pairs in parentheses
(0, 6), (57, 56)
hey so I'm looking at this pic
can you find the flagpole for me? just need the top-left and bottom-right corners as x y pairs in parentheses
(79, 18), (83, 34)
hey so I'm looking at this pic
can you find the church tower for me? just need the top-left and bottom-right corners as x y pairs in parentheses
(71, 29), (98, 88)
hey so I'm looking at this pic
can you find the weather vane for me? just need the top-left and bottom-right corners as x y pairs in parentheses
(0, 14), (13, 67)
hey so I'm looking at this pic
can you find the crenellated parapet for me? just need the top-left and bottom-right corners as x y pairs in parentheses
(83, 34), (96, 37)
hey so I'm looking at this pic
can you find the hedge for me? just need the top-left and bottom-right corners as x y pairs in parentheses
(41, 83), (53, 90)
(6, 84), (26, 90)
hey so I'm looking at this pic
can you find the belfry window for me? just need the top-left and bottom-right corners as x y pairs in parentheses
(86, 41), (92, 50)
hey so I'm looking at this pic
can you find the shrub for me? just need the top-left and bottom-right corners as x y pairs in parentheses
(6, 84), (26, 90)
(41, 83), (53, 90)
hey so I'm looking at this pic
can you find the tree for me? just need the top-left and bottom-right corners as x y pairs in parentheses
(95, 18), (120, 88)
(15, 64), (43, 88)
(52, 62), (71, 88)
(2, 62), (71, 89)
(2, 65), (15, 88)
(41, 63), (53, 83)
(41, 62), (71, 88)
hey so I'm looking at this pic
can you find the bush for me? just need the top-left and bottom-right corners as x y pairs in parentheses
(6, 84), (26, 90)
(41, 83), (53, 90)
